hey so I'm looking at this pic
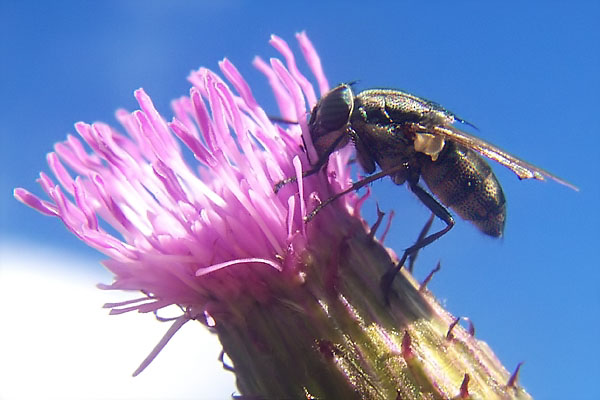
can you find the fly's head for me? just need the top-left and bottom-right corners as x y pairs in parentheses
(308, 84), (355, 161)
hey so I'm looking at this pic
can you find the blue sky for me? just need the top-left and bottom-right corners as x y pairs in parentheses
(1, 2), (599, 399)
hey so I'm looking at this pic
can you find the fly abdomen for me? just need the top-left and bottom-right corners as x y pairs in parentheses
(420, 141), (506, 237)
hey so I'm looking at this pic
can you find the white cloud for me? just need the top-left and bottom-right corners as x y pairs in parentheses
(0, 241), (237, 400)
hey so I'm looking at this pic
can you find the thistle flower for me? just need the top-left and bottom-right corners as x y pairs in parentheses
(15, 33), (532, 399)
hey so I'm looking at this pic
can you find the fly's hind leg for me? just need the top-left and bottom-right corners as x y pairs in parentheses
(381, 183), (454, 302)
(408, 212), (435, 273)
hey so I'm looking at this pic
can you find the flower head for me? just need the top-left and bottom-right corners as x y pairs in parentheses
(15, 33), (531, 399)
(16, 33), (356, 309)
(15, 32), (366, 376)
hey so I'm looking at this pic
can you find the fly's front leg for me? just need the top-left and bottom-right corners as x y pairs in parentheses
(381, 183), (455, 302)
(273, 132), (349, 193)
(273, 162), (324, 193)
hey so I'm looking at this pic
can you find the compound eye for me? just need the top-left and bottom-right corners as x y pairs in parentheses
(310, 84), (354, 135)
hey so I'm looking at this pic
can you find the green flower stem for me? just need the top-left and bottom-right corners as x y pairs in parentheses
(216, 211), (532, 399)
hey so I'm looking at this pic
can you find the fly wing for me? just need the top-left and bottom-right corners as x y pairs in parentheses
(431, 125), (579, 191)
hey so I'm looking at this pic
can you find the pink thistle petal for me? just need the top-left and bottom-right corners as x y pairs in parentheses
(219, 58), (260, 112)
(168, 118), (215, 167)
(296, 31), (329, 96)
(73, 177), (99, 230)
(170, 97), (200, 140)
(270, 56), (318, 163)
(196, 257), (283, 277)
(132, 314), (190, 377)
(101, 296), (155, 309)
(37, 171), (56, 197)
(134, 89), (179, 156)
(13, 188), (58, 216)
(115, 110), (154, 159)
(47, 152), (75, 195)
(286, 195), (296, 238)
(293, 156), (307, 236)
(190, 85), (218, 151)
(270, 34), (318, 107)
(253, 56), (297, 122)
(269, 57), (309, 126)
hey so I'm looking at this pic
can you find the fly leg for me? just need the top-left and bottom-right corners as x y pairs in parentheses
(273, 132), (349, 193)
(381, 183), (454, 302)
(304, 164), (407, 222)
(408, 212), (435, 273)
